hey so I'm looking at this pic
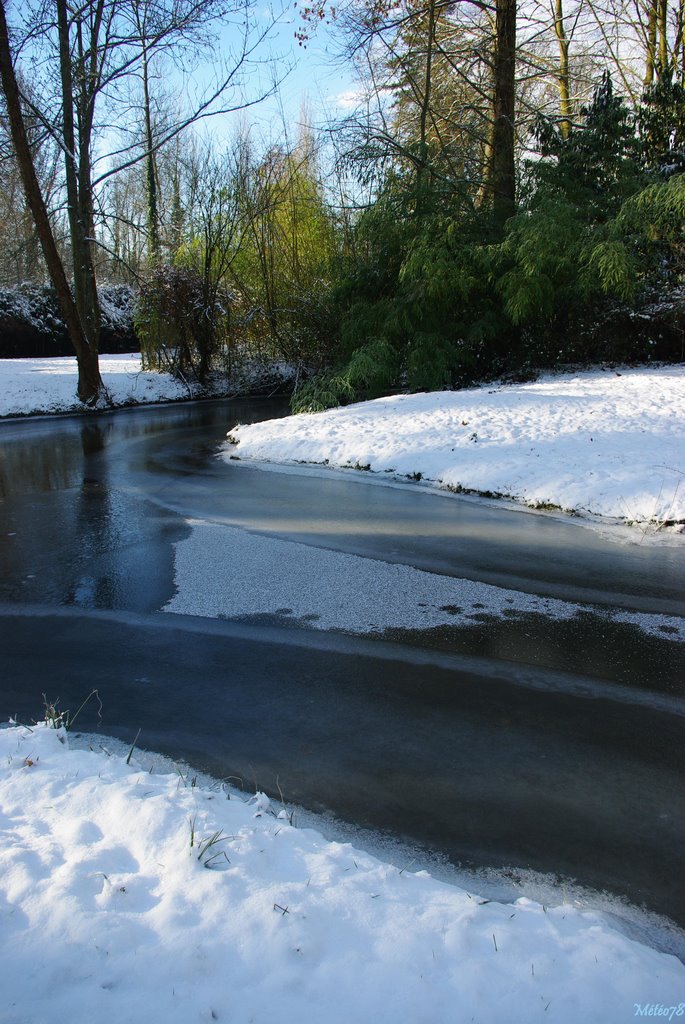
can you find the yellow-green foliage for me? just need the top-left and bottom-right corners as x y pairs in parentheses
(229, 146), (338, 361)
(618, 172), (685, 239)
(584, 240), (635, 300)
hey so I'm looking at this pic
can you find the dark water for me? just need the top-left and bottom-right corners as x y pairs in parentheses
(0, 399), (287, 611)
(1, 398), (684, 931)
(2, 397), (684, 615)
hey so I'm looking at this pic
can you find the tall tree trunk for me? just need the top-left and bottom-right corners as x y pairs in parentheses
(645, 0), (658, 84)
(659, 0), (668, 70)
(76, 130), (102, 352)
(0, 0), (102, 402)
(415, 0), (436, 207)
(59, 0), (101, 355)
(484, 0), (517, 225)
(554, 0), (571, 138)
(137, 5), (161, 265)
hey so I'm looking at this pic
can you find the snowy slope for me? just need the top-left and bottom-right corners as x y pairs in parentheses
(1, 723), (683, 1024)
(224, 365), (685, 527)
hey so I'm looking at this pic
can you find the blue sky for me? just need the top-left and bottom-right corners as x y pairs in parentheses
(209, 3), (358, 144)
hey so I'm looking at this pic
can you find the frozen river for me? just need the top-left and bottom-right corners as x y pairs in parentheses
(0, 398), (683, 926)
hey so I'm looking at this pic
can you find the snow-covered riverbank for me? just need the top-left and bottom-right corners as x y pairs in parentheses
(1, 722), (683, 1024)
(3, 358), (683, 533)
(0, 354), (188, 415)
(225, 365), (685, 529)
(0, 354), (292, 417)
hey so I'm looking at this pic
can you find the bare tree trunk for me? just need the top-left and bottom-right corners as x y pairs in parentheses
(554, 0), (571, 138)
(484, 0), (517, 225)
(134, 0), (161, 265)
(645, 0), (658, 84)
(659, 0), (668, 70)
(0, 0), (102, 402)
(142, 48), (160, 263)
(58, 0), (101, 355)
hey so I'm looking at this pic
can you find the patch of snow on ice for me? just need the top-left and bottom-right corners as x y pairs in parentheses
(163, 520), (684, 641)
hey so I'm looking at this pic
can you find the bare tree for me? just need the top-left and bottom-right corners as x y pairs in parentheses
(0, 80), (61, 285)
(0, 0), (99, 397)
(0, 0), (283, 402)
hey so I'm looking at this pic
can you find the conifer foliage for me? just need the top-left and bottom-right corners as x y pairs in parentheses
(294, 68), (685, 411)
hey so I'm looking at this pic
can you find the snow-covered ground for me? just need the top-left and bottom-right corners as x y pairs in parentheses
(224, 365), (685, 528)
(0, 354), (294, 417)
(0, 354), (188, 416)
(1, 722), (684, 1024)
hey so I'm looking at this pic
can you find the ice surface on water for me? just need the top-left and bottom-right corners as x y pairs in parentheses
(163, 519), (685, 642)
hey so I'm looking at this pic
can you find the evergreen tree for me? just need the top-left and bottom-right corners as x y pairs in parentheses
(638, 69), (685, 176)
(533, 73), (646, 222)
